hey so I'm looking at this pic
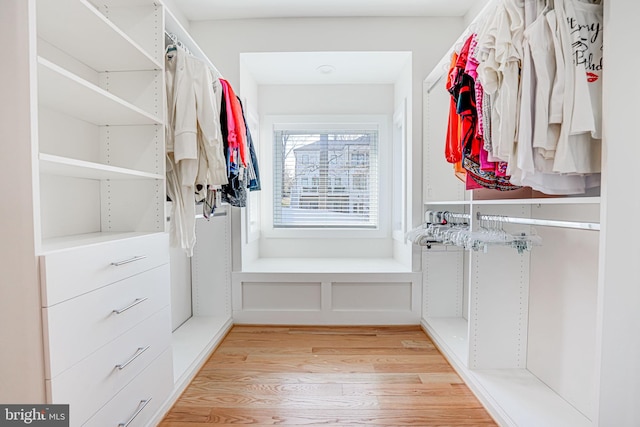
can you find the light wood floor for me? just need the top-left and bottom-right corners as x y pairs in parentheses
(159, 325), (497, 426)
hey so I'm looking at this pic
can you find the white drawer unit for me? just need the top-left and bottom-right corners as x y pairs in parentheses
(47, 307), (171, 426)
(83, 348), (174, 427)
(40, 233), (169, 306)
(43, 263), (170, 378)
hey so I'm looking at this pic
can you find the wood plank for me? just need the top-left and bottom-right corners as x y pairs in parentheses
(170, 394), (380, 409)
(191, 372), (424, 384)
(183, 381), (344, 396)
(373, 362), (454, 373)
(242, 354), (446, 365)
(341, 382), (457, 396)
(419, 372), (465, 384)
(311, 345), (437, 355)
(220, 334), (429, 348)
(215, 346), (314, 355)
(199, 361), (378, 373)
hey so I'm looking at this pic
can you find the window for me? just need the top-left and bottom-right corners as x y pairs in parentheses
(272, 123), (380, 229)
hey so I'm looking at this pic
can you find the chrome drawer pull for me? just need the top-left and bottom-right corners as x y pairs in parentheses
(118, 398), (152, 427)
(112, 297), (148, 315)
(110, 255), (147, 267)
(115, 346), (150, 370)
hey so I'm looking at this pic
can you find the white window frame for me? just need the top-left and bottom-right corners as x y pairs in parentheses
(260, 115), (391, 239)
(243, 108), (261, 244)
(392, 98), (408, 242)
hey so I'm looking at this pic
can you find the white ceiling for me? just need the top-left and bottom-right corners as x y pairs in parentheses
(174, 0), (477, 21)
(174, 0), (479, 85)
(240, 51), (412, 85)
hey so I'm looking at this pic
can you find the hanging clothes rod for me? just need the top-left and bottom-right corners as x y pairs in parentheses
(164, 8), (222, 78)
(476, 212), (600, 231)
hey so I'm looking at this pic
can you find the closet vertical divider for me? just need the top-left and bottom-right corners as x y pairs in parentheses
(467, 203), (531, 370)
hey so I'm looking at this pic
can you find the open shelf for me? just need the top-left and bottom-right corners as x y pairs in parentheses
(422, 320), (591, 427)
(242, 257), (413, 273)
(425, 197), (600, 206)
(36, 0), (161, 72)
(471, 197), (600, 206)
(40, 154), (163, 181)
(172, 316), (233, 385)
(422, 317), (468, 365)
(37, 57), (162, 126)
(470, 370), (591, 427)
(424, 200), (470, 206)
(40, 231), (157, 254)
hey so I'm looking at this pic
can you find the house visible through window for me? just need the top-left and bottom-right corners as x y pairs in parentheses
(273, 126), (379, 228)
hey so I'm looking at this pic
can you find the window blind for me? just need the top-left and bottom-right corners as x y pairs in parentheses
(273, 128), (379, 229)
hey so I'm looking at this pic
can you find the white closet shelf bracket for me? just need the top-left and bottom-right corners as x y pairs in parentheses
(476, 212), (601, 231)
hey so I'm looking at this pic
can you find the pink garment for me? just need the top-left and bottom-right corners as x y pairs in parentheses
(219, 78), (248, 167)
(480, 146), (494, 171)
(465, 172), (483, 190)
(464, 34), (479, 80)
(495, 161), (509, 177)
(475, 81), (485, 137)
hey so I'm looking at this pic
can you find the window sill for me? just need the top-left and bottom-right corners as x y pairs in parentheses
(241, 257), (412, 273)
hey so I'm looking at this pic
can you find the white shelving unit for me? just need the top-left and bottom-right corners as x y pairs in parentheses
(421, 3), (602, 426)
(2, 0), (173, 424)
(36, 0), (161, 71)
(40, 154), (164, 180)
(34, 0), (165, 251)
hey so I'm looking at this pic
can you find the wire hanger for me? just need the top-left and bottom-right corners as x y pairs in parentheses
(165, 31), (191, 56)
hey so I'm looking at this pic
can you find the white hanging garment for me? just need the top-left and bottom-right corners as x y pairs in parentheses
(477, 0), (525, 164)
(568, 0), (603, 138)
(511, 3), (594, 195)
(553, 0), (603, 174)
(165, 47), (228, 256)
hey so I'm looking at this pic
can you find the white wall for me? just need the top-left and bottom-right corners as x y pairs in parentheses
(595, 1), (640, 425)
(189, 16), (466, 266)
(0, 0), (46, 403)
(259, 84), (394, 115)
(161, 0), (190, 30)
(463, 0), (492, 26)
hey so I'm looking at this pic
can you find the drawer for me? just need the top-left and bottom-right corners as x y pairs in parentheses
(40, 233), (169, 306)
(43, 264), (170, 378)
(82, 348), (173, 427)
(47, 307), (172, 426)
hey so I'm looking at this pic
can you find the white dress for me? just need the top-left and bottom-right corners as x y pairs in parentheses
(553, 0), (603, 174)
(511, 7), (589, 195)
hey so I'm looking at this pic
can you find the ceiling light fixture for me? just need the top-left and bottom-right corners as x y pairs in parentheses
(316, 64), (336, 75)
